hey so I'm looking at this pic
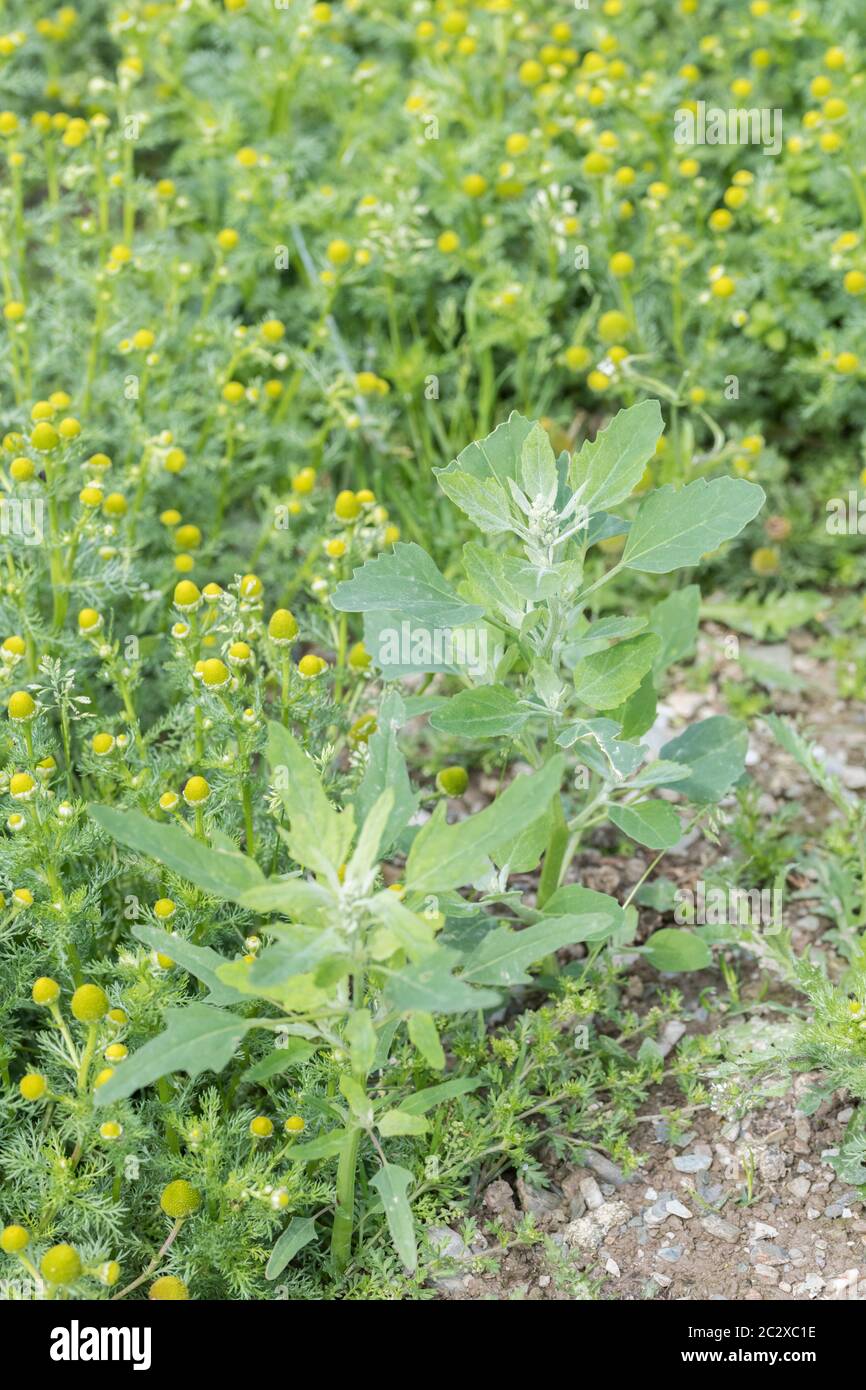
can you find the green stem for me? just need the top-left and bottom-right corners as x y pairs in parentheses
(331, 1127), (362, 1276)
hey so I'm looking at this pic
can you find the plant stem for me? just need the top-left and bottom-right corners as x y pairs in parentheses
(331, 1126), (361, 1275)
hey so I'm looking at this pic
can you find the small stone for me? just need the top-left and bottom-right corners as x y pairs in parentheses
(673, 1153), (712, 1174)
(651, 1271), (673, 1288)
(657, 1245), (683, 1263)
(758, 1147), (788, 1183)
(754, 1264), (779, 1282)
(701, 1214), (739, 1243)
(658, 1020), (687, 1057)
(787, 1177), (811, 1201)
(666, 1200), (694, 1220)
(751, 1222), (779, 1240)
(751, 1242), (789, 1265)
(579, 1176), (604, 1211)
(604, 1257), (621, 1278)
(582, 1151), (627, 1187)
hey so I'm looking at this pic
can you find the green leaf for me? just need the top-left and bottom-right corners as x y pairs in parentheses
(242, 1039), (318, 1084)
(398, 1076), (482, 1115)
(239, 876), (333, 924)
(266, 722), (351, 872)
(354, 690), (416, 852)
(131, 924), (245, 1007)
(265, 1217), (318, 1280)
(462, 543), (526, 628)
(520, 421), (558, 502)
(569, 399), (664, 513)
(284, 1130), (349, 1163)
(370, 1163), (417, 1272)
(435, 411), (533, 489)
(608, 800), (682, 850)
(556, 717), (644, 781)
(346, 789), (394, 885)
(407, 1012), (446, 1070)
(435, 471), (516, 534)
(660, 715), (748, 803)
(405, 757), (564, 893)
(94, 1004), (259, 1104)
(339, 1075), (373, 1126)
(611, 672), (657, 740)
(622, 477), (764, 573)
(331, 542), (483, 627)
(429, 685), (529, 739)
(573, 633), (661, 710)
(345, 1009), (377, 1077)
(540, 884), (626, 936)
(89, 805), (264, 903)
(247, 929), (343, 987)
(377, 1109), (429, 1137)
(385, 947), (501, 1014)
(461, 915), (609, 986)
(643, 928), (712, 973)
(648, 584), (700, 674)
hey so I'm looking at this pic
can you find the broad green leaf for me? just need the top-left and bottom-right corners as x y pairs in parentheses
(540, 885), (625, 935)
(377, 1109), (429, 1137)
(463, 543), (526, 629)
(556, 717), (645, 781)
(565, 615), (647, 662)
(266, 722), (352, 872)
(345, 1009), (377, 1077)
(247, 929), (344, 987)
(648, 584), (700, 674)
(435, 471), (515, 534)
(398, 1076), (482, 1115)
(461, 914), (609, 986)
(491, 803), (552, 874)
(371, 1163), (417, 1272)
(643, 928), (712, 973)
(340, 1075), (373, 1126)
(89, 805), (264, 903)
(573, 633), (661, 710)
(385, 947), (501, 1014)
(361, 612), (500, 680)
(608, 800), (682, 850)
(216, 959), (331, 1012)
(435, 410), (533, 488)
(132, 924), (245, 1007)
(243, 1039), (318, 1084)
(407, 1012), (445, 1070)
(629, 760), (692, 789)
(405, 757), (564, 893)
(660, 715), (748, 803)
(622, 477), (764, 573)
(367, 891), (438, 961)
(354, 690), (416, 851)
(611, 671), (657, 740)
(346, 789), (394, 886)
(284, 1129), (349, 1162)
(265, 1217), (318, 1280)
(569, 400), (664, 513)
(94, 1004), (259, 1105)
(239, 876), (333, 924)
(331, 542), (483, 627)
(429, 685), (529, 739)
(520, 421), (558, 502)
